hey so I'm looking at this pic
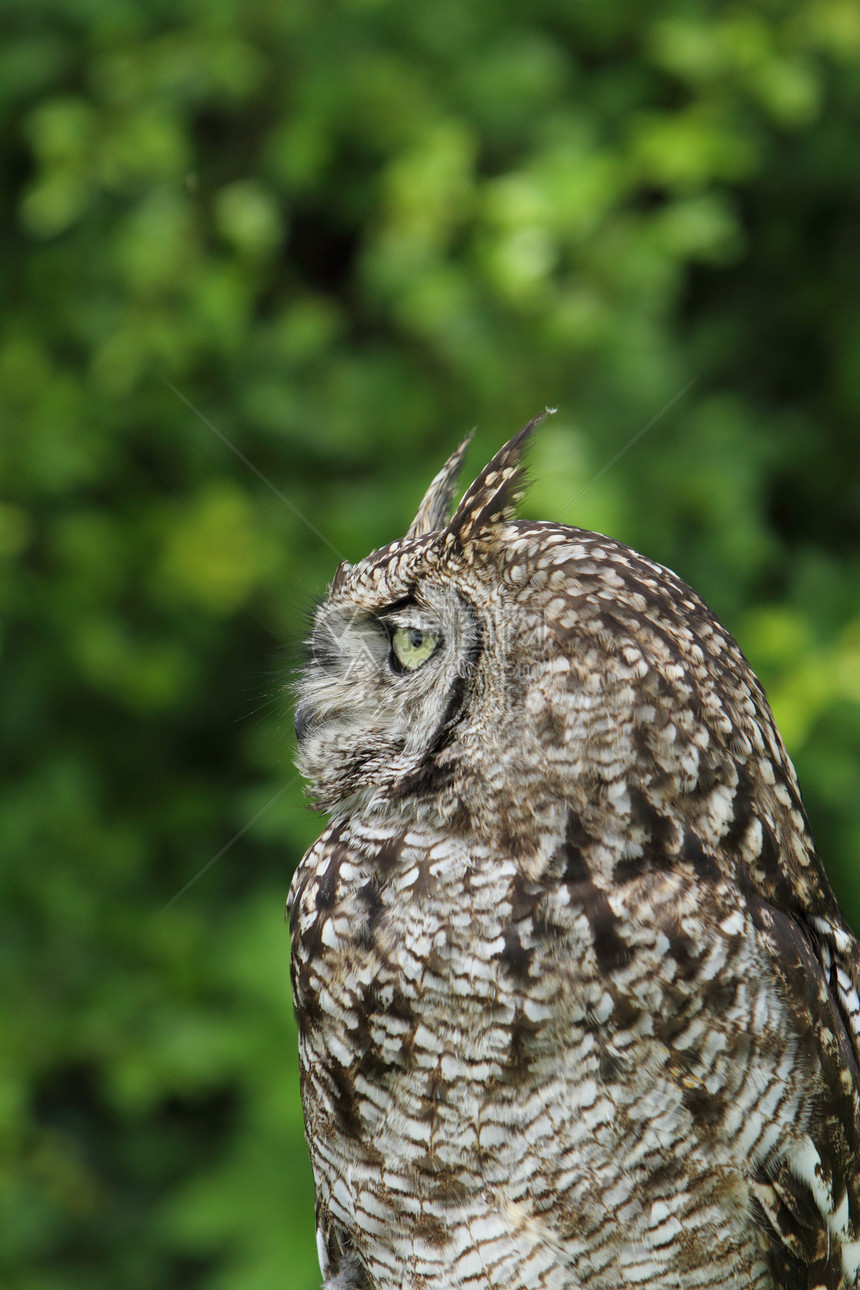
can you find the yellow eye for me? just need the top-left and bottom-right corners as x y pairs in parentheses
(391, 626), (440, 671)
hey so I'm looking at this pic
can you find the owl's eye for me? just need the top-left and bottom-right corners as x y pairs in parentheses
(390, 626), (440, 672)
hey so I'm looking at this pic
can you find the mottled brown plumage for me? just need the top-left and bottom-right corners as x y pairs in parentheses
(289, 417), (860, 1290)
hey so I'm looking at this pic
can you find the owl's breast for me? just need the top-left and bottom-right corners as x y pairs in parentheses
(290, 819), (578, 1164)
(289, 818), (789, 1288)
(291, 820), (544, 1082)
(290, 818), (676, 1190)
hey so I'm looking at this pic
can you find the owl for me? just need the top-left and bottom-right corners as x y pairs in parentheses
(288, 415), (860, 1290)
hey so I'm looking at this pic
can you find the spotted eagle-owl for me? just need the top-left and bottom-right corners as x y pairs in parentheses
(288, 416), (860, 1290)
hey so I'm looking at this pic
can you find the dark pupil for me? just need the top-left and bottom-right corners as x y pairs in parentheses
(409, 629), (424, 650)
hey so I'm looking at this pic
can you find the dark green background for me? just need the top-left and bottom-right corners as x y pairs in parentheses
(3, 1), (860, 1287)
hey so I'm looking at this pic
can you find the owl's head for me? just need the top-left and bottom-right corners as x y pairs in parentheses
(295, 416), (542, 824)
(295, 415), (776, 858)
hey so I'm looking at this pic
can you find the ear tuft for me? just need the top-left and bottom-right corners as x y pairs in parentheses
(406, 432), (474, 538)
(447, 409), (551, 546)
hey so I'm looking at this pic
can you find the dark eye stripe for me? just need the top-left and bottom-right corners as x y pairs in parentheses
(377, 595), (418, 622)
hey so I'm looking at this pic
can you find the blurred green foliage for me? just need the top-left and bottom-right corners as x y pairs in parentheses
(2, 0), (860, 1286)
